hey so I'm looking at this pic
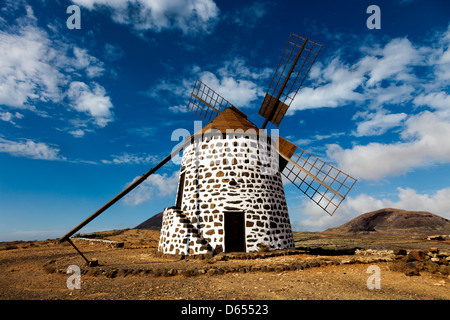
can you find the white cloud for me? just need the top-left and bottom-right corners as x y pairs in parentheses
(148, 56), (272, 111)
(291, 58), (365, 110)
(292, 186), (450, 231)
(367, 84), (415, 108)
(145, 78), (191, 101)
(198, 71), (264, 107)
(71, 47), (105, 78)
(413, 91), (450, 115)
(290, 37), (423, 111)
(101, 152), (158, 165)
(72, 0), (220, 35)
(353, 109), (407, 137)
(327, 111), (450, 180)
(67, 81), (114, 127)
(430, 23), (450, 81)
(168, 105), (189, 113)
(0, 6), (112, 134)
(0, 138), (66, 161)
(68, 129), (85, 138)
(0, 21), (63, 108)
(0, 112), (13, 122)
(389, 187), (450, 218)
(123, 171), (179, 205)
(216, 57), (272, 80)
(196, 58), (272, 107)
(292, 191), (387, 232)
(292, 132), (346, 148)
(360, 37), (422, 86)
(0, 111), (23, 125)
(0, 16), (105, 109)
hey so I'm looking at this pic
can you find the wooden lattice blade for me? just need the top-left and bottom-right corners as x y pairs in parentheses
(276, 137), (357, 216)
(187, 79), (234, 123)
(259, 34), (323, 127)
(259, 93), (289, 126)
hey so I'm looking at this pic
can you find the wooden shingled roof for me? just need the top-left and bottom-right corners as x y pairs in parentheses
(196, 106), (260, 135)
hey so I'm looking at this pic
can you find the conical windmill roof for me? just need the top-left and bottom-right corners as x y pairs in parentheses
(196, 106), (261, 135)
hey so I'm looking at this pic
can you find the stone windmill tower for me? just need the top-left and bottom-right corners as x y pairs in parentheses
(158, 105), (294, 255)
(58, 34), (357, 264)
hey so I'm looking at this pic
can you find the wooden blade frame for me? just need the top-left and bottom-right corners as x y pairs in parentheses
(277, 137), (356, 216)
(187, 79), (234, 123)
(260, 34), (322, 128)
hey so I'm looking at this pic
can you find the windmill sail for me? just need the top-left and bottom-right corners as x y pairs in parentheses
(276, 137), (356, 216)
(187, 79), (234, 123)
(259, 34), (322, 128)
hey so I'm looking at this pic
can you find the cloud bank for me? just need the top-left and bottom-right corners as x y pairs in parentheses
(72, 0), (220, 35)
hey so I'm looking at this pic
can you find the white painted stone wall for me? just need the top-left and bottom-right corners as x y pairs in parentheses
(158, 132), (295, 255)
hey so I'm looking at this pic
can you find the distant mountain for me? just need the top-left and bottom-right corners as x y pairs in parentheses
(323, 208), (450, 235)
(134, 212), (163, 230)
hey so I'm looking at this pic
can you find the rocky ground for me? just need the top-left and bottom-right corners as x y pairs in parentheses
(1, 229), (449, 302)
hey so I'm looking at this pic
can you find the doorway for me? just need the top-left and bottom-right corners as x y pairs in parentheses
(175, 172), (185, 208)
(224, 212), (245, 252)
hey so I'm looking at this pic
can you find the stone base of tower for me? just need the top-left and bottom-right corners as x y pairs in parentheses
(158, 207), (215, 255)
(158, 206), (296, 256)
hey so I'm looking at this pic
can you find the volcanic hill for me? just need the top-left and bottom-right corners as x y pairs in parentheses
(134, 212), (163, 230)
(323, 208), (450, 235)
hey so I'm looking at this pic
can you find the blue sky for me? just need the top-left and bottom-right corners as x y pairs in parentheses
(1, 0), (450, 241)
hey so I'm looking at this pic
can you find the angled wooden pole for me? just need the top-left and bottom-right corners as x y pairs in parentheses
(59, 139), (191, 244)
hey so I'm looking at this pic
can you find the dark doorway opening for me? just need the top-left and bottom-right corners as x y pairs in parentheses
(224, 212), (245, 252)
(175, 172), (185, 208)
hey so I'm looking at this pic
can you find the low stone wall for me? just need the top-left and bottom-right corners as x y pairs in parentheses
(350, 247), (450, 276)
(71, 237), (124, 248)
(46, 245), (450, 278)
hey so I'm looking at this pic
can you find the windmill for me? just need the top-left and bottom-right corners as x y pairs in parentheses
(59, 34), (357, 262)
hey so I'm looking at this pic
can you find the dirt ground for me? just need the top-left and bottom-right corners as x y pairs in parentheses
(1, 229), (449, 302)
